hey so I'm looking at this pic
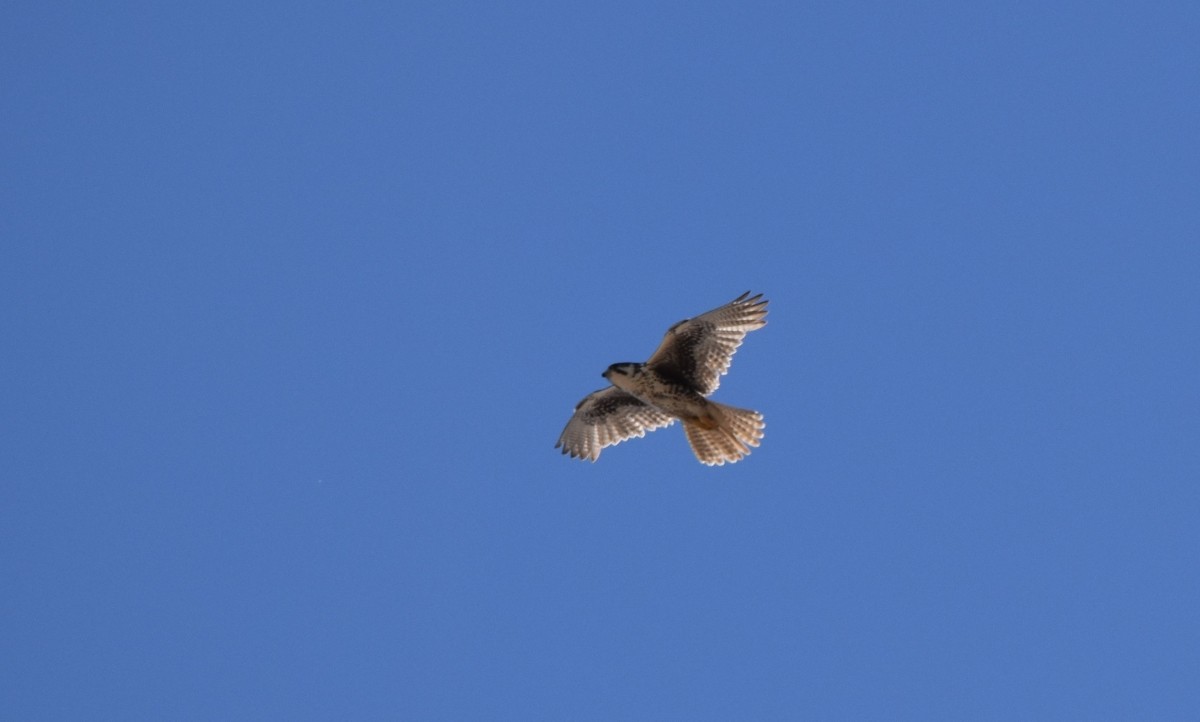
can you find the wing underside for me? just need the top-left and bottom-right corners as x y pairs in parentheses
(645, 291), (768, 395)
(555, 387), (675, 462)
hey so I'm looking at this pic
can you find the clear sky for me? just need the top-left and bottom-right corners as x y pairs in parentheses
(4, 2), (1198, 719)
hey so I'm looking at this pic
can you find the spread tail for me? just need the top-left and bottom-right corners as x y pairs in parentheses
(683, 402), (765, 466)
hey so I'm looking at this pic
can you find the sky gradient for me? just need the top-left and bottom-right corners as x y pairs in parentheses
(4, 2), (1199, 719)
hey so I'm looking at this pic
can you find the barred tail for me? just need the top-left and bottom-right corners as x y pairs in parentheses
(682, 402), (765, 466)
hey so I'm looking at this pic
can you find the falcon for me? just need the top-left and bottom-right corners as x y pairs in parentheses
(556, 292), (768, 466)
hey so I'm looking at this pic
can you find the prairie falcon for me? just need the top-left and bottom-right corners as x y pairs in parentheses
(556, 292), (768, 466)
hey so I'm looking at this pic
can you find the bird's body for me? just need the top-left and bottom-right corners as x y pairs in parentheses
(604, 362), (714, 427)
(556, 292), (768, 466)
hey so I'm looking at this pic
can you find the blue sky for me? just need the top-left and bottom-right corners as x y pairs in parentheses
(3, 1), (1198, 719)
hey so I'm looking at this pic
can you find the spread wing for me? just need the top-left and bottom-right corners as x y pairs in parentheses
(645, 291), (768, 396)
(555, 387), (675, 462)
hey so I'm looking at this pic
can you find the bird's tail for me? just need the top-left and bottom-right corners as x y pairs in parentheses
(683, 402), (765, 466)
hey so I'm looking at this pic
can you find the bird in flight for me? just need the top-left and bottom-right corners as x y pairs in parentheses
(556, 292), (768, 466)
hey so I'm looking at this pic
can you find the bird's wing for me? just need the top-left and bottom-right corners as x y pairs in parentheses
(555, 387), (675, 462)
(645, 291), (768, 396)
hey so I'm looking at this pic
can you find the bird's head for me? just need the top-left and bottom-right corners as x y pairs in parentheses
(603, 362), (641, 389)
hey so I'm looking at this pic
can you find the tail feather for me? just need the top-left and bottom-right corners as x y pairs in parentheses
(683, 402), (765, 466)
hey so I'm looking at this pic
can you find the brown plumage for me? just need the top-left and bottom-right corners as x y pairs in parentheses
(556, 292), (768, 466)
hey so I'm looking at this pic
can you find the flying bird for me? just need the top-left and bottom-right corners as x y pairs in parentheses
(556, 292), (768, 466)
